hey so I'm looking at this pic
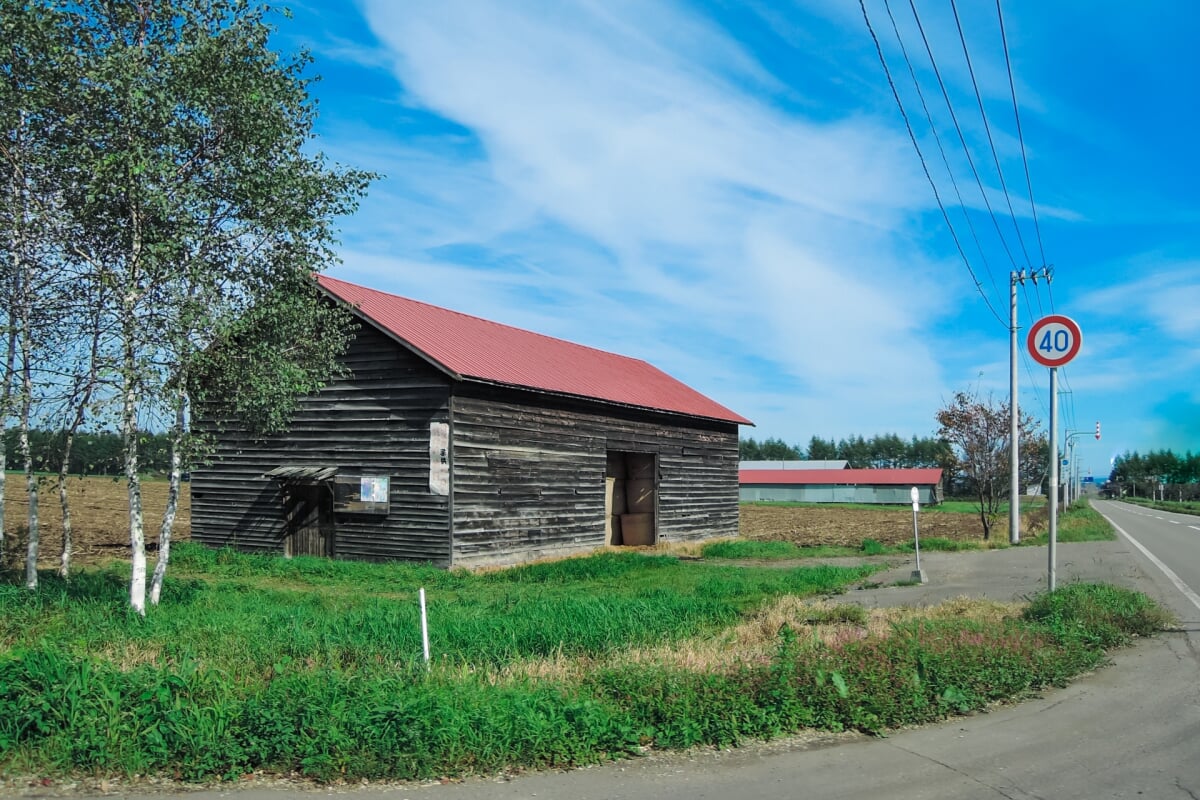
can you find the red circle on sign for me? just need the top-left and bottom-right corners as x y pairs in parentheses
(1026, 314), (1082, 368)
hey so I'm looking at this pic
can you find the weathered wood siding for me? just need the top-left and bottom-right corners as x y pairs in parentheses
(449, 386), (739, 568)
(190, 324), (454, 564)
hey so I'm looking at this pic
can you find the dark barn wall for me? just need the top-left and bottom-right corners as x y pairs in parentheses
(190, 324), (455, 564)
(449, 388), (740, 568)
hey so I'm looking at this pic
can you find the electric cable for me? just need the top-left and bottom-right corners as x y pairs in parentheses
(882, 0), (999, 297)
(906, 0), (1022, 278)
(949, 0), (1035, 271)
(860, 0), (1007, 328)
(996, 0), (1048, 271)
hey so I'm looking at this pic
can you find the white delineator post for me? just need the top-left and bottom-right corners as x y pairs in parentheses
(910, 486), (927, 584)
(419, 588), (431, 668)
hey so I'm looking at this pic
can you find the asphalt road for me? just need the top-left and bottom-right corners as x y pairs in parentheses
(56, 501), (1200, 800)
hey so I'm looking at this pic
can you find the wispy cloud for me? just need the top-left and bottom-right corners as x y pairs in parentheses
(339, 0), (985, 434)
(276, 0), (1200, 472)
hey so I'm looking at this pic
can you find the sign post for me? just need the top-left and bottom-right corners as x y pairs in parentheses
(1027, 314), (1083, 592)
(910, 486), (926, 584)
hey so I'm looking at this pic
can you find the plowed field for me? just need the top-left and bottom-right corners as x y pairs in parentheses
(1, 476), (190, 569)
(739, 503), (1001, 547)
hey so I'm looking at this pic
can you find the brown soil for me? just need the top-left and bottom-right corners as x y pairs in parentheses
(3, 475), (1010, 567)
(739, 504), (989, 548)
(2, 476), (190, 569)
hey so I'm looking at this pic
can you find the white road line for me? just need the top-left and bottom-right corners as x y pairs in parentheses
(1097, 508), (1200, 614)
(1190, 526), (1200, 532)
(1170, 520), (1181, 524)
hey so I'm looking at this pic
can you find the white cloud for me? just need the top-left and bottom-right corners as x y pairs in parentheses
(1076, 263), (1200, 340)
(345, 0), (980, 438)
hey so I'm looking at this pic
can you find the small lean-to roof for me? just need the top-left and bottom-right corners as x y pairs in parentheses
(264, 465), (338, 482)
(739, 468), (943, 486)
(317, 275), (751, 425)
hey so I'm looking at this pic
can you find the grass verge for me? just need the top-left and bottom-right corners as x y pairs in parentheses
(701, 536), (982, 561)
(0, 545), (1168, 785)
(1119, 497), (1200, 516)
(1024, 498), (1116, 545)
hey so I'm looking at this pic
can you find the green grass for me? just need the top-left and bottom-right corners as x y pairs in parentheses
(700, 540), (861, 560)
(1023, 498), (1116, 545)
(0, 546), (880, 675)
(926, 498), (1047, 515)
(0, 543), (1167, 785)
(701, 537), (981, 562)
(1120, 497), (1200, 516)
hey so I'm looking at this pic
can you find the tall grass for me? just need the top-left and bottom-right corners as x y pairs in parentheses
(0, 544), (1169, 784)
(0, 546), (879, 676)
(1120, 497), (1200, 517)
(1023, 498), (1116, 545)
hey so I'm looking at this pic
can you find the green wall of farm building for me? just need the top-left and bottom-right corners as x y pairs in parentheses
(740, 484), (941, 505)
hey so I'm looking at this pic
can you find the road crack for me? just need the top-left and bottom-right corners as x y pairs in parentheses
(885, 740), (1047, 800)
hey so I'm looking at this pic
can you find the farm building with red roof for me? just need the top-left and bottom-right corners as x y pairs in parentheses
(739, 467), (944, 505)
(191, 276), (751, 567)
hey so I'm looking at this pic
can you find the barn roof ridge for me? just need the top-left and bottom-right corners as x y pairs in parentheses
(316, 274), (751, 425)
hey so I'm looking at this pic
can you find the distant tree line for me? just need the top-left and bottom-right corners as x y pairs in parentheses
(739, 433), (955, 470)
(3, 429), (174, 476)
(1109, 450), (1200, 500)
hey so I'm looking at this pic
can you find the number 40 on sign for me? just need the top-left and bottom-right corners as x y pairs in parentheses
(1026, 314), (1082, 368)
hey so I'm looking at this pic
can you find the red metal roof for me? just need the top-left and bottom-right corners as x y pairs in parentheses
(739, 468), (943, 486)
(317, 275), (751, 425)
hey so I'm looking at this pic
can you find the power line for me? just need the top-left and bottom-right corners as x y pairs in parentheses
(860, 0), (1007, 328)
(881, 0), (999, 291)
(948, 0), (1034, 271)
(904, 0), (1023, 282)
(996, 0), (1048, 270)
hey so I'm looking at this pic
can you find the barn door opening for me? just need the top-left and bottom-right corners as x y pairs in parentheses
(605, 451), (656, 546)
(284, 484), (334, 557)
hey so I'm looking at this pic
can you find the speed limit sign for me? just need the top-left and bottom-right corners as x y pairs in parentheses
(1027, 315), (1082, 368)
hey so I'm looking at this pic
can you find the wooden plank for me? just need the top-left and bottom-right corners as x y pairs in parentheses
(191, 323), (454, 565)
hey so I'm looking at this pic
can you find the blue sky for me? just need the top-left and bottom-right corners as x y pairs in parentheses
(275, 1), (1199, 482)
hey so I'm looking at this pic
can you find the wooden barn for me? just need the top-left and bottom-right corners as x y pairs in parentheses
(190, 275), (751, 568)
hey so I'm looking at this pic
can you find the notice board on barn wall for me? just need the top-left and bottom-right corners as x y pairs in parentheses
(429, 421), (450, 496)
(334, 474), (390, 514)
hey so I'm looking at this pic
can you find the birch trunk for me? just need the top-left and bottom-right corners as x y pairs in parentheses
(2, 112), (27, 563)
(0, 269), (15, 566)
(16, 163), (37, 588)
(124, 367), (145, 614)
(0, 329), (13, 559)
(57, 466), (72, 579)
(18, 369), (38, 589)
(150, 398), (184, 605)
(56, 326), (102, 580)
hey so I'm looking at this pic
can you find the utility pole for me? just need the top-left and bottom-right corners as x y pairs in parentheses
(1009, 272), (1020, 544)
(1009, 267), (1051, 545)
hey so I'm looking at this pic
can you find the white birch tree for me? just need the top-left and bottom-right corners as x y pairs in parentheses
(42, 0), (369, 612)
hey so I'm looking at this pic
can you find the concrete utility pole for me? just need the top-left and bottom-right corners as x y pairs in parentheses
(1010, 273), (1020, 544)
(1009, 267), (1051, 545)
